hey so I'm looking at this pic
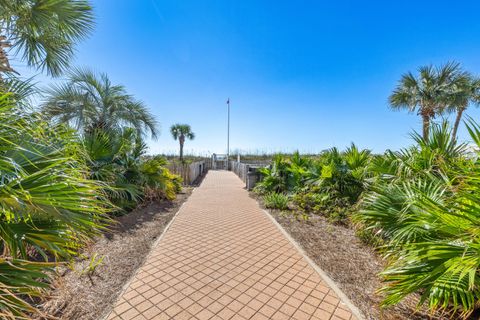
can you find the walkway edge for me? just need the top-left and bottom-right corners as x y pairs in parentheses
(101, 188), (196, 320)
(260, 208), (366, 320)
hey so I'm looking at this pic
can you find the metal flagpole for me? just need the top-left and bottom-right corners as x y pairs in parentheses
(226, 98), (230, 169)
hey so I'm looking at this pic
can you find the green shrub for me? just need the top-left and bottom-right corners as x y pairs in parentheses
(263, 192), (289, 210)
(0, 93), (111, 317)
(84, 130), (182, 210)
(139, 156), (183, 201)
(355, 121), (480, 316)
(292, 189), (329, 214)
(355, 227), (383, 248)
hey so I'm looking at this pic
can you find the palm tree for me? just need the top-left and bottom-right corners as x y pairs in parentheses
(170, 124), (195, 162)
(389, 62), (464, 141)
(42, 68), (159, 138)
(354, 120), (480, 316)
(0, 0), (94, 77)
(448, 75), (480, 139)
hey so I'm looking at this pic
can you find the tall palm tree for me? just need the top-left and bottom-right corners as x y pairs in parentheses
(448, 75), (480, 139)
(170, 124), (195, 162)
(42, 68), (159, 138)
(0, 0), (94, 77)
(389, 62), (464, 141)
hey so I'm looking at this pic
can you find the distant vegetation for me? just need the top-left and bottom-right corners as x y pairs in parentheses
(255, 63), (480, 318)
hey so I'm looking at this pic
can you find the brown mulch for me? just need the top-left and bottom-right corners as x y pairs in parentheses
(39, 188), (192, 320)
(253, 195), (449, 320)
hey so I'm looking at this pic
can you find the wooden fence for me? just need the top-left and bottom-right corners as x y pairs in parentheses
(229, 161), (270, 188)
(167, 160), (209, 185)
(230, 161), (249, 182)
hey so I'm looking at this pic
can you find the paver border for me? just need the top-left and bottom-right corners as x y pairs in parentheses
(260, 208), (366, 320)
(101, 187), (197, 320)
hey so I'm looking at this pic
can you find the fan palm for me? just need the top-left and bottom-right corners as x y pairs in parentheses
(389, 62), (465, 141)
(0, 0), (94, 77)
(42, 68), (158, 138)
(83, 127), (144, 211)
(170, 123), (195, 161)
(0, 92), (110, 317)
(356, 121), (480, 317)
(256, 155), (291, 194)
(359, 171), (480, 317)
(448, 75), (480, 139)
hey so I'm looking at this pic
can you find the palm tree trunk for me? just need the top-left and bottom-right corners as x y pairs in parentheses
(452, 107), (465, 140)
(422, 114), (430, 141)
(178, 134), (185, 162)
(180, 141), (183, 162)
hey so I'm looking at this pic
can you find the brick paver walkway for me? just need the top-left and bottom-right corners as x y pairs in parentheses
(107, 171), (361, 320)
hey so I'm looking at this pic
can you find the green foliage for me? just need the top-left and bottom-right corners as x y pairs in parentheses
(256, 121), (480, 315)
(256, 146), (371, 223)
(0, 0), (94, 76)
(42, 68), (158, 138)
(80, 253), (105, 276)
(292, 188), (329, 214)
(83, 129), (182, 211)
(389, 62), (470, 140)
(355, 121), (480, 316)
(139, 156), (183, 201)
(263, 193), (289, 210)
(0, 89), (176, 317)
(170, 123), (195, 161)
(0, 92), (110, 317)
(1, 2), (178, 317)
(255, 155), (294, 194)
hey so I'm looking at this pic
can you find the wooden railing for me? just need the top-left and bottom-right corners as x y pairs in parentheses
(167, 160), (210, 185)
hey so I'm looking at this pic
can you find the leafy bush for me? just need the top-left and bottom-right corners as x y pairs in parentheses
(356, 121), (480, 316)
(0, 93), (110, 317)
(84, 129), (182, 211)
(139, 156), (183, 201)
(255, 122), (480, 316)
(292, 189), (329, 214)
(263, 192), (289, 210)
(256, 145), (371, 223)
(256, 155), (293, 194)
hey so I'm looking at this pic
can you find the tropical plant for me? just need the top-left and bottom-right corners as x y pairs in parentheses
(292, 188), (329, 214)
(389, 62), (466, 140)
(355, 121), (480, 317)
(369, 121), (467, 185)
(170, 124), (195, 162)
(84, 127), (183, 209)
(263, 192), (289, 210)
(255, 155), (292, 194)
(256, 147), (371, 223)
(0, 75), (37, 105)
(0, 92), (110, 318)
(83, 128), (143, 210)
(139, 156), (183, 201)
(0, 0), (94, 77)
(448, 75), (480, 139)
(42, 68), (158, 138)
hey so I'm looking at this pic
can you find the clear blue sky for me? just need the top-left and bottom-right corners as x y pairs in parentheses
(19, 1), (480, 155)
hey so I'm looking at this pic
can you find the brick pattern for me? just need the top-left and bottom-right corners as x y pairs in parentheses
(107, 171), (358, 320)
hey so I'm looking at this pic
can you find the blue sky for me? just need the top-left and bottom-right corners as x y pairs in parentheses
(17, 0), (480, 155)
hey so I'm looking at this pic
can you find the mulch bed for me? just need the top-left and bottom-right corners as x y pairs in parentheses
(39, 188), (192, 320)
(253, 195), (447, 320)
